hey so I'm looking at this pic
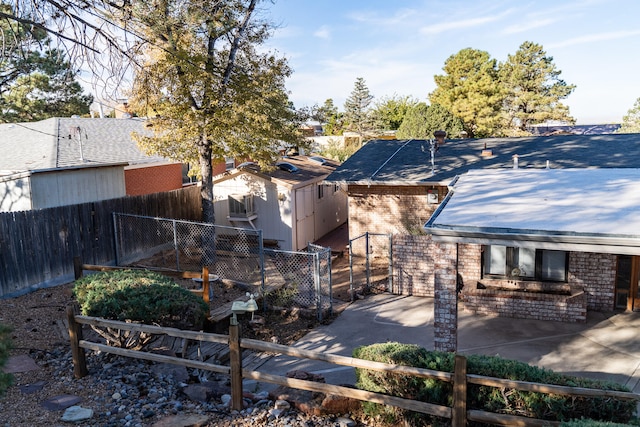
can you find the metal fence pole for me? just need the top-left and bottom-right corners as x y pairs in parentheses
(388, 234), (393, 293)
(365, 232), (370, 290)
(327, 247), (333, 316)
(173, 219), (180, 271)
(259, 230), (266, 312)
(349, 239), (354, 302)
(314, 252), (321, 321)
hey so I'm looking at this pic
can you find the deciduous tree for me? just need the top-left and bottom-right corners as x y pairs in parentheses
(429, 48), (504, 138)
(396, 103), (464, 140)
(370, 94), (417, 132)
(118, 0), (301, 223)
(499, 41), (575, 135)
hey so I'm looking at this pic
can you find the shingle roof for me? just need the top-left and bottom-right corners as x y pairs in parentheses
(324, 134), (640, 185)
(214, 155), (340, 188)
(0, 117), (169, 175)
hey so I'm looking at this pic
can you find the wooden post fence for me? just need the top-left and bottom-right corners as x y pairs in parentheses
(229, 317), (243, 411)
(66, 312), (640, 426)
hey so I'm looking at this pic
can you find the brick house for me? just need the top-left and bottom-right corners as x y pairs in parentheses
(325, 133), (640, 322)
(0, 117), (184, 211)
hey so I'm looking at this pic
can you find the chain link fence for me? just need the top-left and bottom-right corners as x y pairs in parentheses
(113, 213), (331, 320)
(349, 232), (393, 300)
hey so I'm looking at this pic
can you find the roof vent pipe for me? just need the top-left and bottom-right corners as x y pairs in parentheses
(513, 154), (519, 169)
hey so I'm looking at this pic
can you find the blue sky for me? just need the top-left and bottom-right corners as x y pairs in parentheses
(263, 0), (640, 124)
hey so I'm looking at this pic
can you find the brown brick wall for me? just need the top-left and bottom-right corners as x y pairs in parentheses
(462, 289), (587, 322)
(348, 185), (444, 238)
(125, 163), (184, 196)
(391, 235), (435, 296)
(568, 251), (616, 311)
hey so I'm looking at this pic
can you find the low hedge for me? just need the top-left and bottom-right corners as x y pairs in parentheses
(74, 269), (209, 331)
(0, 323), (12, 396)
(353, 342), (636, 426)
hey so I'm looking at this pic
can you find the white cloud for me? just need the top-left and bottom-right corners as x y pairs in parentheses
(314, 25), (331, 40)
(502, 17), (557, 35)
(420, 8), (515, 35)
(348, 8), (418, 27)
(548, 30), (640, 48)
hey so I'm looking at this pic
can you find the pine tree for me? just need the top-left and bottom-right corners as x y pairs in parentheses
(617, 97), (640, 133)
(343, 77), (374, 137)
(429, 48), (504, 138)
(499, 41), (575, 135)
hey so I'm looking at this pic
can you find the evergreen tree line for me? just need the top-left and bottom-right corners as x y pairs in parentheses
(315, 41), (580, 140)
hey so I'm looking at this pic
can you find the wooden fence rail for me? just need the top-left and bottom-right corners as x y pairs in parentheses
(67, 311), (640, 427)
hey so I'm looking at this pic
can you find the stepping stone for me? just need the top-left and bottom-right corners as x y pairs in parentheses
(61, 406), (93, 422)
(41, 394), (81, 411)
(3, 355), (40, 373)
(20, 380), (47, 394)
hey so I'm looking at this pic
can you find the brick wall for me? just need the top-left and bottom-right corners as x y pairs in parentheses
(462, 288), (587, 322)
(569, 251), (616, 311)
(348, 185), (444, 238)
(125, 163), (184, 196)
(391, 235), (435, 296)
(433, 242), (458, 352)
(457, 243), (482, 291)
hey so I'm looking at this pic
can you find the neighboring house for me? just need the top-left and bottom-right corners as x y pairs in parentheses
(0, 117), (184, 211)
(212, 155), (347, 251)
(528, 123), (621, 135)
(324, 133), (640, 320)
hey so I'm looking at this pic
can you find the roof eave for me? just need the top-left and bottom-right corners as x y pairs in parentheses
(424, 226), (640, 255)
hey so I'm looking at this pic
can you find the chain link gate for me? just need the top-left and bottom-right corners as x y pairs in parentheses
(349, 232), (392, 301)
(113, 213), (331, 320)
(263, 244), (332, 321)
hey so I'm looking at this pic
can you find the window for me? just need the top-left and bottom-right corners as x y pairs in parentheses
(317, 184), (325, 199)
(228, 194), (255, 217)
(225, 157), (235, 171)
(482, 245), (567, 282)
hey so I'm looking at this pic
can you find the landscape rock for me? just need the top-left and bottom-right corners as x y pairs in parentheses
(60, 405), (93, 422)
(41, 394), (82, 411)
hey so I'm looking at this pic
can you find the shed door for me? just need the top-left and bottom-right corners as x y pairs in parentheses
(615, 255), (640, 311)
(295, 187), (314, 250)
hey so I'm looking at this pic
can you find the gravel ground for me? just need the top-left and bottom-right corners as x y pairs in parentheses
(0, 274), (378, 426)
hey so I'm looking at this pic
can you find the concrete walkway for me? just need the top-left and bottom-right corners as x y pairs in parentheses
(247, 294), (640, 398)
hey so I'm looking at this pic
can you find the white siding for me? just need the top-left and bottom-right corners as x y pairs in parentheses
(314, 182), (348, 239)
(213, 174), (294, 250)
(30, 166), (126, 209)
(0, 176), (33, 212)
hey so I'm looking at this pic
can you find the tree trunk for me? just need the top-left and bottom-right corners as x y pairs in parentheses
(199, 134), (214, 223)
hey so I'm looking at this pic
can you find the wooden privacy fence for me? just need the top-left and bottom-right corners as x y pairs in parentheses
(0, 186), (201, 298)
(66, 311), (640, 427)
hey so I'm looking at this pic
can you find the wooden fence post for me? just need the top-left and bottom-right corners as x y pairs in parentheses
(66, 304), (88, 378)
(452, 354), (468, 426)
(73, 256), (83, 280)
(202, 266), (210, 304)
(229, 317), (243, 411)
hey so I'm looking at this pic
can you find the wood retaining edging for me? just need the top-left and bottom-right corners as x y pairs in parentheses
(67, 308), (640, 426)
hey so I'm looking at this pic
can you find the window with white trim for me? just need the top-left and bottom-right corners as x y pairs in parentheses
(482, 245), (568, 282)
(228, 194), (255, 217)
(225, 157), (235, 170)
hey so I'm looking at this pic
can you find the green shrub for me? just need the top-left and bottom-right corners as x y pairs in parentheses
(353, 342), (636, 426)
(74, 269), (209, 331)
(0, 323), (13, 397)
